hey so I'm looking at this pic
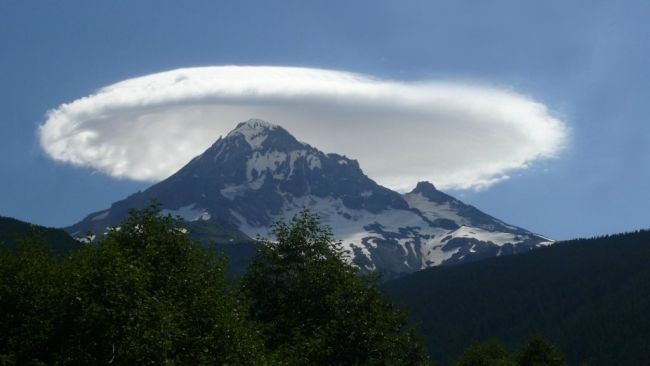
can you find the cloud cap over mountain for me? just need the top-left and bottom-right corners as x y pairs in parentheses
(39, 66), (567, 190)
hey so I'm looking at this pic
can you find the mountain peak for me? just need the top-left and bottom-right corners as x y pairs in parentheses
(233, 118), (278, 131)
(68, 118), (552, 277)
(409, 181), (457, 204)
(226, 118), (279, 149)
(412, 181), (438, 193)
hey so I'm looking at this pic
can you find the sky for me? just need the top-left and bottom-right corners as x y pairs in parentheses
(0, 0), (648, 240)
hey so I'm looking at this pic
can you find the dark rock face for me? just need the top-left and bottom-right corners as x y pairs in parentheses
(67, 119), (552, 276)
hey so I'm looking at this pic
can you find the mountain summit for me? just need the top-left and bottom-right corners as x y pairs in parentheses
(68, 118), (552, 277)
(226, 118), (280, 149)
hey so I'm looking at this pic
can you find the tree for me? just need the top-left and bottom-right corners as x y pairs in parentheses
(0, 233), (62, 365)
(456, 341), (515, 366)
(455, 337), (566, 366)
(516, 336), (566, 366)
(0, 204), (267, 365)
(241, 209), (430, 365)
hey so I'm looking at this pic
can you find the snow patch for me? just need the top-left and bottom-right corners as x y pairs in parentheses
(161, 204), (210, 221)
(404, 192), (467, 224)
(234, 195), (454, 270)
(91, 210), (109, 221)
(220, 185), (247, 200)
(76, 234), (96, 243)
(228, 193), (548, 271)
(246, 150), (288, 181)
(229, 209), (260, 237)
(307, 154), (321, 170)
(288, 151), (305, 176)
(248, 175), (266, 190)
(227, 119), (277, 149)
(452, 225), (520, 245)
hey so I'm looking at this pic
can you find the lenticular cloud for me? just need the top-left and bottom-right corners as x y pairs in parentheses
(39, 66), (567, 191)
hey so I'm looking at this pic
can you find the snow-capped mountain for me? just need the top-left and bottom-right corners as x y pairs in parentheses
(67, 118), (552, 277)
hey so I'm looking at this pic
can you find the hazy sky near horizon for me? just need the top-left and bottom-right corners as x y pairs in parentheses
(1, 0), (648, 240)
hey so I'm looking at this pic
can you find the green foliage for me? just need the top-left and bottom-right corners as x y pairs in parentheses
(516, 336), (566, 366)
(0, 215), (81, 254)
(0, 204), (266, 365)
(242, 209), (430, 365)
(384, 229), (650, 365)
(5, 205), (588, 365)
(456, 337), (566, 366)
(2, 207), (430, 365)
(456, 341), (514, 366)
(0, 235), (62, 365)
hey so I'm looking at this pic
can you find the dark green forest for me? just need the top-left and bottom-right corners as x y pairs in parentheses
(0, 216), (81, 254)
(0, 207), (428, 365)
(384, 229), (650, 366)
(4, 208), (645, 365)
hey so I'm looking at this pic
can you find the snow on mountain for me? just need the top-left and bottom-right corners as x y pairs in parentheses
(160, 204), (211, 222)
(404, 191), (467, 225)
(226, 118), (277, 149)
(67, 118), (552, 277)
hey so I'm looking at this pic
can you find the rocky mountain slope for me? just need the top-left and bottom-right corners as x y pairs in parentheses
(67, 119), (551, 276)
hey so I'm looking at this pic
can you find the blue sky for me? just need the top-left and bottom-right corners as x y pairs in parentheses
(1, 0), (648, 240)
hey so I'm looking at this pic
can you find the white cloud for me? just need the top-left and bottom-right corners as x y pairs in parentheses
(39, 66), (567, 191)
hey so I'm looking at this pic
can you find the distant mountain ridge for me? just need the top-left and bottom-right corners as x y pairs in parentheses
(67, 118), (551, 276)
(0, 216), (80, 254)
(384, 229), (650, 365)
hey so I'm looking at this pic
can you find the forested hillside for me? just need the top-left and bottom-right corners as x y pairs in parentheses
(0, 216), (80, 254)
(384, 230), (650, 365)
(3, 210), (646, 364)
(0, 207), (429, 365)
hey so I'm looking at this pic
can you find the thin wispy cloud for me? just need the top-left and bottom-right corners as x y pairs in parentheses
(39, 66), (567, 191)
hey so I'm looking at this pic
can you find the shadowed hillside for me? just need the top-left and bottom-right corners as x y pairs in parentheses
(0, 216), (81, 254)
(384, 230), (650, 366)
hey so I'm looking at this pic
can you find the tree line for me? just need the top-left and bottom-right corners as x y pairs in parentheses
(385, 228), (650, 365)
(1, 205), (566, 365)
